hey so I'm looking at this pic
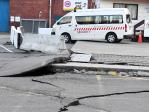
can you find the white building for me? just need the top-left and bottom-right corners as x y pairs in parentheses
(94, 0), (149, 25)
(93, 0), (149, 37)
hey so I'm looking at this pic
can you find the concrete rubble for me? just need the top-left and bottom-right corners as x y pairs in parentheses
(70, 53), (92, 62)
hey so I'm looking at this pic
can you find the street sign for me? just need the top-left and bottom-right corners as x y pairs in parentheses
(64, 1), (71, 7)
(63, 0), (88, 11)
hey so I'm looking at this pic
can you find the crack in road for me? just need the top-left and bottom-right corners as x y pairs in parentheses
(59, 90), (149, 112)
(0, 80), (66, 112)
(32, 79), (65, 91)
(0, 83), (64, 100)
(77, 90), (149, 100)
(31, 79), (66, 100)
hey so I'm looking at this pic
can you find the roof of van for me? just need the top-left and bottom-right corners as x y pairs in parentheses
(76, 8), (129, 12)
(65, 8), (130, 16)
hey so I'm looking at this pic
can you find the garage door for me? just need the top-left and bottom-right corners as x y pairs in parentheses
(0, 0), (9, 32)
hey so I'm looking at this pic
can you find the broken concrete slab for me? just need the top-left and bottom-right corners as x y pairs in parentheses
(0, 54), (69, 77)
(0, 56), (53, 76)
(52, 62), (149, 73)
(70, 53), (92, 62)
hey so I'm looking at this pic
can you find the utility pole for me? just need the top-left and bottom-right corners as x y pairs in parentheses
(49, 0), (52, 27)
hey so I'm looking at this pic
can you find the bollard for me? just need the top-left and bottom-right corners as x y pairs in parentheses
(59, 35), (67, 50)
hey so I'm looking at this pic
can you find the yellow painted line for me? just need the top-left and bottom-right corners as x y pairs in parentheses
(108, 71), (118, 76)
(96, 75), (101, 81)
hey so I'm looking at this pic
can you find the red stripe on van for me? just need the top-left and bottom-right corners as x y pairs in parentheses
(75, 26), (126, 31)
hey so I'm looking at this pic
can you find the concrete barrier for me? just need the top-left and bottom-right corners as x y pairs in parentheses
(10, 26), (16, 45)
(38, 28), (52, 35)
(10, 26), (22, 49)
(11, 26), (67, 54)
(20, 34), (61, 54)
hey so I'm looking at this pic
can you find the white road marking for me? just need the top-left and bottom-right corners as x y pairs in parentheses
(0, 44), (13, 52)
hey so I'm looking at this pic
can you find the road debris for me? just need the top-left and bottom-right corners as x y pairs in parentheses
(70, 53), (92, 62)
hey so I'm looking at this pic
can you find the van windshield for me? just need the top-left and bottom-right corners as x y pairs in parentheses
(57, 16), (72, 25)
(126, 14), (131, 23)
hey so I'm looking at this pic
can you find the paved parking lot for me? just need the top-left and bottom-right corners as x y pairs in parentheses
(72, 40), (149, 56)
(71, 40), (149, 66)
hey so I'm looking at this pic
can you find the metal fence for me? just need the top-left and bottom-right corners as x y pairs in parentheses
(21, 19), (47, 33)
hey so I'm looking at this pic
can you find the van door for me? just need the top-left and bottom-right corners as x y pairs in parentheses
(73, 16), (95, 40)
(94, 15), (109, 40)
(125, 14), (133, 35)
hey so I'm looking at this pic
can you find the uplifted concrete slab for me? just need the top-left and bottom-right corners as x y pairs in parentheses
(0, 55), (51, 76)
(53, 62), (149, 72)
(71, 41), (149, 56)
(0, 33), (70, 77)
(0, 53), (68, 77)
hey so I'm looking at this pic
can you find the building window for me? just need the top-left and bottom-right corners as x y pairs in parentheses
(21, 19), (47, 33)
(113, 3), (138, 20)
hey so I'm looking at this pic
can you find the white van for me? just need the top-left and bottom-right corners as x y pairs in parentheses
(52, 8), (133, 43)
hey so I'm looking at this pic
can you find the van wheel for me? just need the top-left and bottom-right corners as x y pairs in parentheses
(106, 33), (117, 43)
(61, 33), (71, 43)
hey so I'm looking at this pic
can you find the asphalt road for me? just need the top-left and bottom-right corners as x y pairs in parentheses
(1, 34), (149, 112)
(0, 73), (149, 112)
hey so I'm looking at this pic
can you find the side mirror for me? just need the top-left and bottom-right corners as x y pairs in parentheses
(51, 31), (55, 35)
(57, 22), (60, 25)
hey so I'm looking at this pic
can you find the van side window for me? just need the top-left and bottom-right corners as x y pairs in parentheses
(101, 16), (110, 24)
(95, 16), (110, 24)
(95, 15), (123, 24)
(126, 14), (131, 23)
(76, 16), (95, 24)
(110, 15), (123, 24)
(75, 15), (123, 24)
(95, 16), (102, 24)
(58, 16), (72, 25)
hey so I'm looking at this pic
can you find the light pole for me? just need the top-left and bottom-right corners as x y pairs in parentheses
(38, 11), (42, 28)
(49, 0), (52, 27)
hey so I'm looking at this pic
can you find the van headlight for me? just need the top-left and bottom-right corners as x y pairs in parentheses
(51, 28), (56, 35)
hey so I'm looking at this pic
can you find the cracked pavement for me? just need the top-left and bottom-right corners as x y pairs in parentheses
(1, 73), (149, 112)
(1, 34), (149, 112)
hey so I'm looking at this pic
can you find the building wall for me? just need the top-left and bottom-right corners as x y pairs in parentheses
(100, 0), (149, 25)
(10, 0), (49, 19)
(51, 0), (66, 26)
(10, 0), (49, 27)
(51, 0), (94, 26)
(9, 0), (94, 30)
